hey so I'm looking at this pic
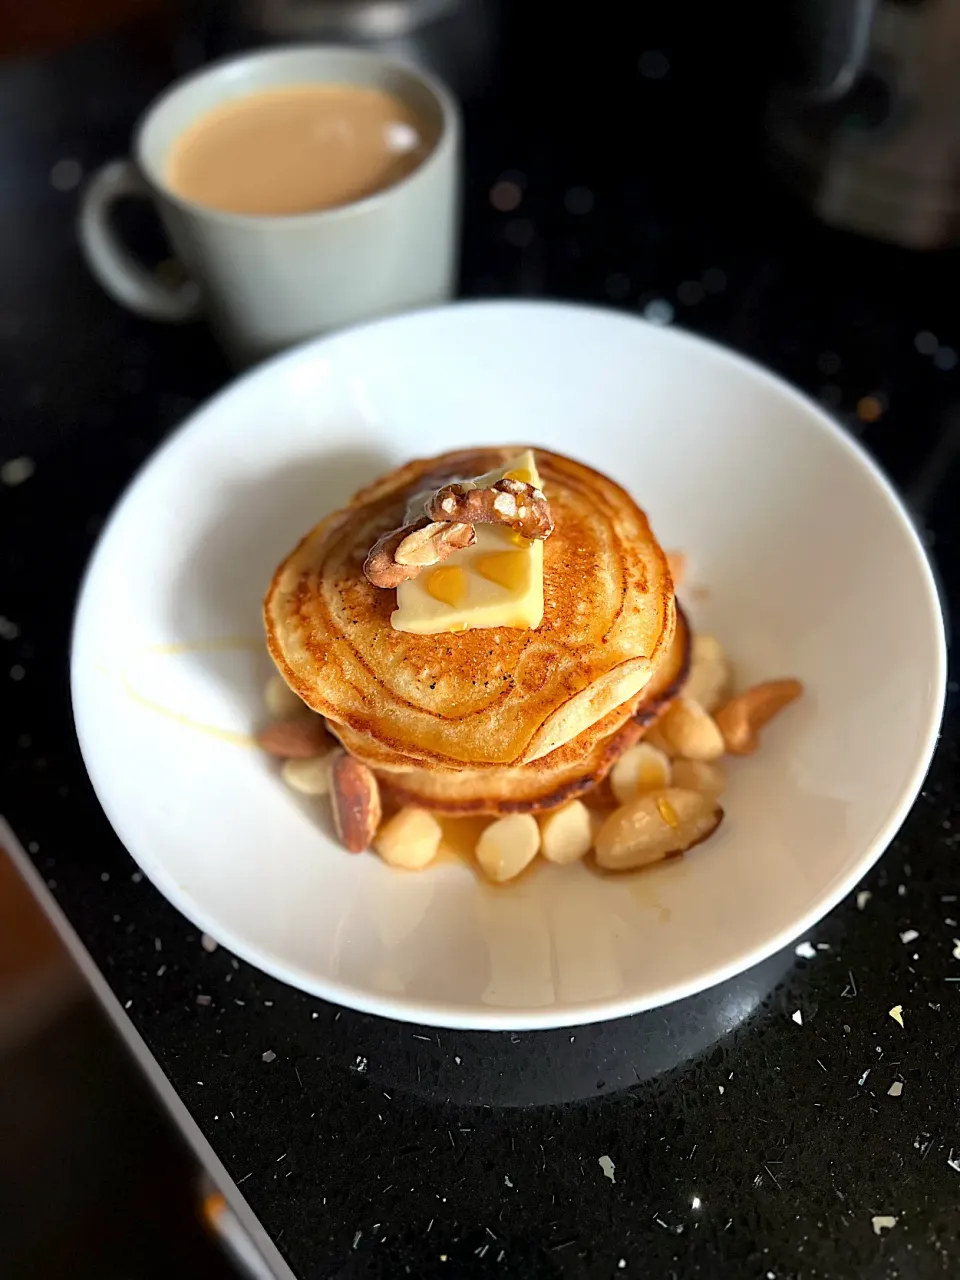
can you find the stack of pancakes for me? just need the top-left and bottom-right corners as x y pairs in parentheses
(265, 447), (688, 814)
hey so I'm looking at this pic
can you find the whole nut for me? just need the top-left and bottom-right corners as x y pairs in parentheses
(257, 718), (333, 758)
(330, 753), (382, 853)
(683, 634), (731, 713)
(394, 520), (476, 566)
(426, 478), (554, 541)
(657, 697), (725, 761)
(475, 813), (541, 882)
(610, 741), (672, 804)
(375, 806), (443, 870)
(714, 678), (803, 755)
(363, 519), (429, 588)
(641, 722), (676, 758)
(595, 788), (723, 871)
(538, 800), (593, 865)
(671, 758), (726, 796)
(365, 516), (476, 586)
(281, 753), (334, 796)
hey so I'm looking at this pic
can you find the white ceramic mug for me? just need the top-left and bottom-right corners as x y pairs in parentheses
(79, 46), (461, 364)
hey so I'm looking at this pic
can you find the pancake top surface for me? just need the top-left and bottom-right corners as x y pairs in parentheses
(265, 446), (674, 768)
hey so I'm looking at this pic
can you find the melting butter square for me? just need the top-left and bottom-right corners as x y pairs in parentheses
(392, 450), (544, 634)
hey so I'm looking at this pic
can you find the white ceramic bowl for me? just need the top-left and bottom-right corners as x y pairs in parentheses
(71, 301), (946, 1030)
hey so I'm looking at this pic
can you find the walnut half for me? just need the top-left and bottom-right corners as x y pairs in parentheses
(363, 517), (476, 588)
(426, 478), (554, 541)
(362, 474), (554, 590)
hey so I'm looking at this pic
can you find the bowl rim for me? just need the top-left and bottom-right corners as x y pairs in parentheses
(70, 298), (948, 1030)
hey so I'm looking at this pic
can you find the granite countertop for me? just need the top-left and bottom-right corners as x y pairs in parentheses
(2, 10), (959, 1279)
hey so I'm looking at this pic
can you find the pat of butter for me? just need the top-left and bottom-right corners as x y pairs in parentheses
(392, 450), (544, 634)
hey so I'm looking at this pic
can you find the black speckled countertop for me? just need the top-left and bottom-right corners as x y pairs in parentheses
(2, 9), (960, 1278)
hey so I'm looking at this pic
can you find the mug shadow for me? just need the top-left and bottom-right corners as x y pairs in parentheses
(166, 442), (393, 704)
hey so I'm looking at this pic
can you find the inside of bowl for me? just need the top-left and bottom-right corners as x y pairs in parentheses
(71, 303), (944, 1027)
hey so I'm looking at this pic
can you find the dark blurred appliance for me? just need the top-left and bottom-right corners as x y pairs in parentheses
(225, 0), (496, 101)
(242, 0), (456, 38)
(768, 0), (960, 248)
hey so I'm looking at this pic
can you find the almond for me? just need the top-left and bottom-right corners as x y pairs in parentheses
(714, 678), (803, 755)
(330, 753), (382, 853)
(257, 718), (333, 758)
(595, 788), (723, 871)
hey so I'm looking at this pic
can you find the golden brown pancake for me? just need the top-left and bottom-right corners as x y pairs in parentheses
(265, 447), (674, 770)
(374, 609), (691, 814)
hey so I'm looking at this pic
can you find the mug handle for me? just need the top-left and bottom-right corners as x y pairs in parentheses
(79, 159), (201, 323)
